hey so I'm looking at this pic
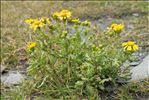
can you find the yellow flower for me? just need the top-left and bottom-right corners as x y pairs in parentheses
(25, 18), (47, 31)
(110, 23), (124, 33)
(59, 10), (71, 19)
(122, 41), (139, 52)
(53, 12), (61, 18)
(30, 20), (45, 31)
(71, 18), (81, 24)
(53, 10), (72, 20)
(25, 19), (35, 25)
(27, 42), (37, 50)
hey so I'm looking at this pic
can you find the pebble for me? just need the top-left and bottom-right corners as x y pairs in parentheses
(130, 55), (149, 81)
(1, 71), (24, 86)
(132, 13), (139, 17)
(129, 62), (140, 66)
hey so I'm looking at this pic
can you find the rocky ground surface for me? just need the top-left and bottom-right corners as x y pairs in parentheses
(130, 54), (149, 81)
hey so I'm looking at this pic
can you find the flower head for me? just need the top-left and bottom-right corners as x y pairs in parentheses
(122, 41), (139, 52)
(30, 19), (45, 31)
(53, 10), (72, 20)
(59, 10), (71, 19)
(110, 23), (124, 33)
(25, 19), (35, 25)
(53, 12), (61, 18)
(25, 18), (46, 31)
(27, 42), (37, 50)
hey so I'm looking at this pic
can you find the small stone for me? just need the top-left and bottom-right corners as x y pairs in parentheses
(1, 71), (24, 86)
(129, 62), (140, 66)
(132, 13), (139, 17)
(130, 55), (149, 81)
(132, 52), (139, 56)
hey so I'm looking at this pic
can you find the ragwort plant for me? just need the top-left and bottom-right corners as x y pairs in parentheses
(24, 10), (139, 98)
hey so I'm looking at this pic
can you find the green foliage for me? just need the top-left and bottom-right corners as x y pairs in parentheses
(23, 14), (133, 99)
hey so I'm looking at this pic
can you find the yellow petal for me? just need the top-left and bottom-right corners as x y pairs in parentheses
(127, 41), (135, 45)
(27, 42), (36, 49)
(133, 45), (139, 51)
(127, 46), (132, 51)
(124, 45), (128, 50)
(122, 42), (127, 47)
